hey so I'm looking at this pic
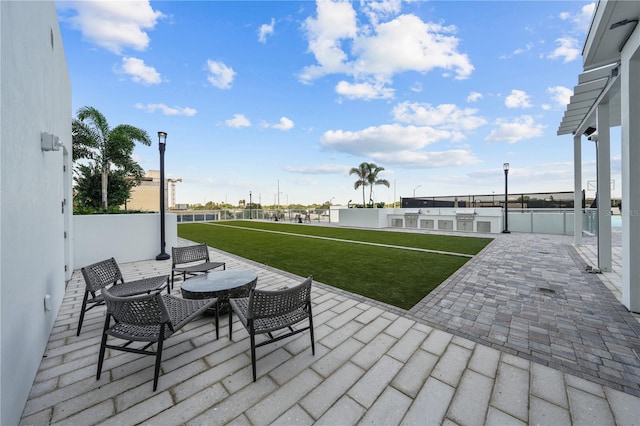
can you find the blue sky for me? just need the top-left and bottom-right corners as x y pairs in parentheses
(56, 0), (618, 207)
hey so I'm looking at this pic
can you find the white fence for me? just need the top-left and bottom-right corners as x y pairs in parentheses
(171, 207), (607, 237)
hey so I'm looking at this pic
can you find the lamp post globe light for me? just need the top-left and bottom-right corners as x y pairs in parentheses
(503, 162), (510, 234)
(156, 131), (170, 260)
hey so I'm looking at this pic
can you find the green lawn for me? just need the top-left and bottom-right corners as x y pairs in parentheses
(178, 221), (493, 310)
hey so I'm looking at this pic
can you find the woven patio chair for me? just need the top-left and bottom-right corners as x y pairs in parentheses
(171, 244), (225, 290)
(77, 257), (169, 336)
(229, 275), (314, 381)
(97, 288), (218, 391)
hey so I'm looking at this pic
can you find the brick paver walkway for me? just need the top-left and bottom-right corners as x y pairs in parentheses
(19, 233), (640, 425)
(410, 232), (640, 397)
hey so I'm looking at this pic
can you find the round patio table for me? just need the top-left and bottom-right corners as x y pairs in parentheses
(181, 269), (258, 313)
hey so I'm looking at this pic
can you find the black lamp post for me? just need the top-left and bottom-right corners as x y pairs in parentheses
(249, 191), (252, 219)
(503, 162), (510, 234)
(156, 131), (170, 260)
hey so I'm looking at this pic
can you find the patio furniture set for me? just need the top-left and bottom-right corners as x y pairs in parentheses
(76, 243), (315, 390)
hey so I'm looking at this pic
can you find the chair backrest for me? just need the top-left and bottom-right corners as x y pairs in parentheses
(172, 244), (210, 267)
(248, 276), (313, 320)
(102, 287), (171, 327)
(81, 257), (123, 293)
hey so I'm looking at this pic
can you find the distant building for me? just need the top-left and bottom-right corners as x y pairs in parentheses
(123, 170), (161, 211)
(122, 170), (181, 211)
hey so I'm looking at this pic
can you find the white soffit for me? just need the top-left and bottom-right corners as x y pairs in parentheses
(583, 0), (640, 71)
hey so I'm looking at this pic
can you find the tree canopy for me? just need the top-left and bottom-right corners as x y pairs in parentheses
(349, 162), (370, 207)
(349, 162), (389, 207)
(72, 106), (151, 209)
(73, 165), (136, 212)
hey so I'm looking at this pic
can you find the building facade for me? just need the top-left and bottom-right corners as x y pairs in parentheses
(0, 2), (72, 423)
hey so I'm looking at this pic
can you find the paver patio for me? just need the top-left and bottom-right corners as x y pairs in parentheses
(19, 230), (640, 425)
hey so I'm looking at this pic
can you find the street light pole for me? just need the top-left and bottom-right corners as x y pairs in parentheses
(249, 191), (252, 219)
(156, 131), (170, 260)
(413, 185), (421, 197)
(503, 163), (510, 234)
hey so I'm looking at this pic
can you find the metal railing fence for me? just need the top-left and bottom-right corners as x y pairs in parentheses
(174, 208), (332, 224)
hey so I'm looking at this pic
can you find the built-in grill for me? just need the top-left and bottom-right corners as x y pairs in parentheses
(404, 212), (419, 228)
(455, 209), (475, 231)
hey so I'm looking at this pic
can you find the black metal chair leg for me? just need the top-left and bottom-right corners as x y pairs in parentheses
(215, 302), (219, 340)
(250, 333), (257, 382)
(308, 304), (315, 355)
(96, 315), (111, 380)
(153, 328), (165, 392)
(77, 290), (90, 336)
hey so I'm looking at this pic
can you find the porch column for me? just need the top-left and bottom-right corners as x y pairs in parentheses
(621, 27), (640, 312)
(573, 134), (582, 245)
(596, 102), (611, 272)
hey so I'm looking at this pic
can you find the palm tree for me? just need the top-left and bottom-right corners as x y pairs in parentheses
(349, 162), (370, 207)
(72, 106), (151, 209)
(366, 163), (390, 207)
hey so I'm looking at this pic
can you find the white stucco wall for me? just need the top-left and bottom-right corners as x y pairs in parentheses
(339, 208), (504, 233)
(0, 2), (72, 424)
(73, 213), (178, 267)
(338, 208), (391, 228)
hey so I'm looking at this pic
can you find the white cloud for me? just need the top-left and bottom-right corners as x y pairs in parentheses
(135, 103), (196, 116)
(225, 114), (251, 128)
(60, 1), (163, 54)
(547, 86), (573, 109)
(560, 3), (596, 34)
(485, 115), (545, 143)
(206, 60), (236, 89)
(299, 1), (474, 90)
(513, 42), (534, 55)
(547, 4), (594, 66)
(500, 42), (536, 59)
(368, 149), (480, 168)
(119, 57), (161, 85)
(548, 37), (580, 63)
(284, 164), (349, 174)
(505, 90), (532, 109)
(352, 14), (473, 79)
(299, 1), (358, 82)
(467, 92), (483, 103)
(321, 123), (454, 155)
(335, 80), (394, 100)
(263, 117), (294, 131)
(392, 102), (486, 132)
(320, 122), (480, 167)
(258, 18), (275, 43)
(361, 0), (402, 26)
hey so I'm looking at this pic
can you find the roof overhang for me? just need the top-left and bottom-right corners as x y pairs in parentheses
(558, 0), (639, 136)
(583, 0), (640, 71)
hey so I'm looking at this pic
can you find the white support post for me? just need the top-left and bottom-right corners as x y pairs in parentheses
(596, 103), (612, 272)
(573, 134), (582, 245)
(621, 29), (640, 313)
